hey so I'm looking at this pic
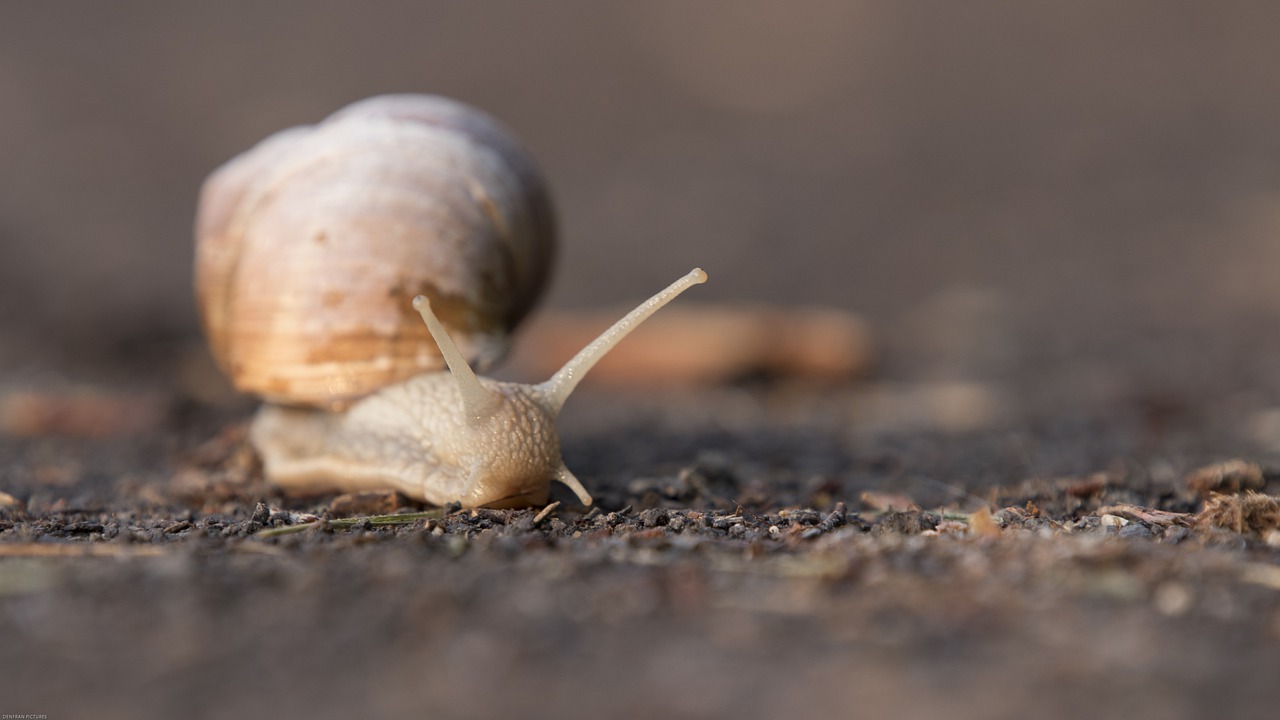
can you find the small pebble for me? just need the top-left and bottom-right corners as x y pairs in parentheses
(1099, 514), (1128, 528)
(1163, 526), (1192, 544)
(786, 509), (822, 526)
(64, 522), (105, 535)
(1118, 523), (1153, 540)
(639, 508), (669, 528)
(711, 515), (739, 531)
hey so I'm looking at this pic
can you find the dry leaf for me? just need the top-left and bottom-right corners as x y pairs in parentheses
(968, 507), (1001, 538)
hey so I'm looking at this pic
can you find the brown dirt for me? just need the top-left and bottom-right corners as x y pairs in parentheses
(3, 381), (1280, 719)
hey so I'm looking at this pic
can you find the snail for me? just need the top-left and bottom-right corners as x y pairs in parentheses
(194, 94), (707, 508)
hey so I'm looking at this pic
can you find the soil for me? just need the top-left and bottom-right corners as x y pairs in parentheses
(3, 374), (1280, 720)
(6, 3), (1280, 719)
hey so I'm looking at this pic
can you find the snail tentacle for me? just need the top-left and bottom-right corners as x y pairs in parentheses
(414, 294), (501, 422)
(554, 465), (593, 506)
(536, 267), (708, 415)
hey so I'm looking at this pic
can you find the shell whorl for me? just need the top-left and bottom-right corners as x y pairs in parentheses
(195, 94), (555, 409)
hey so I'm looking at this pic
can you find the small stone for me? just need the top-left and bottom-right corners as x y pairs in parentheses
(1118, 523), (1153, 540)
(1072, 516), (1101, 532)
(1099, 514), (1128, 528)
(1022, 517), (1054, 532)
(639, 508), (668, 528)
(873, 511), (935, 536)
(64, 522), (105, 535)
(784, 509), (822, 526)
(992, 507), (1025, 528)
(711, 515), (739, 530)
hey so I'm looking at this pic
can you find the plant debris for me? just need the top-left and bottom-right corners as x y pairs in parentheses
(509, 304), (873, 385)
(328, 490), (414, 517)
(1197, 492), (1280, 536)
(0, 388), (170, 438)
(1185, 459), (1265, 497)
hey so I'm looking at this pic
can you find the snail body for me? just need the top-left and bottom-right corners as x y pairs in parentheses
(195, 94), (707, 508)
(250, 269), (707, 508)
(249, 375), (562, 508)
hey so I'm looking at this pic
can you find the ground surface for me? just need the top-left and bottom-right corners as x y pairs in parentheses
(3, 374), (1280, 720)
(6, 3), (1280, 719)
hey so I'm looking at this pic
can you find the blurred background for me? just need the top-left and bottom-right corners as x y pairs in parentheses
(8, 5), (1280, 718)
(4, 0), (1280, 416)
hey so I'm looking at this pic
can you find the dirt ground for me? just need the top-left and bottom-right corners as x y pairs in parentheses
(4, 375), (1280, 720)
(5, 3), (1280, 719)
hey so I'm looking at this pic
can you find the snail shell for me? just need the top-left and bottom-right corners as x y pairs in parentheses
(195, 94), (555, 410)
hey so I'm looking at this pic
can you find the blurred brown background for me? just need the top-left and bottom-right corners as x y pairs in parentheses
(4, 0), (1280, 402)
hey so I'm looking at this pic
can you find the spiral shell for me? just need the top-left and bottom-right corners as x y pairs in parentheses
(195, 94), (555, 409)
